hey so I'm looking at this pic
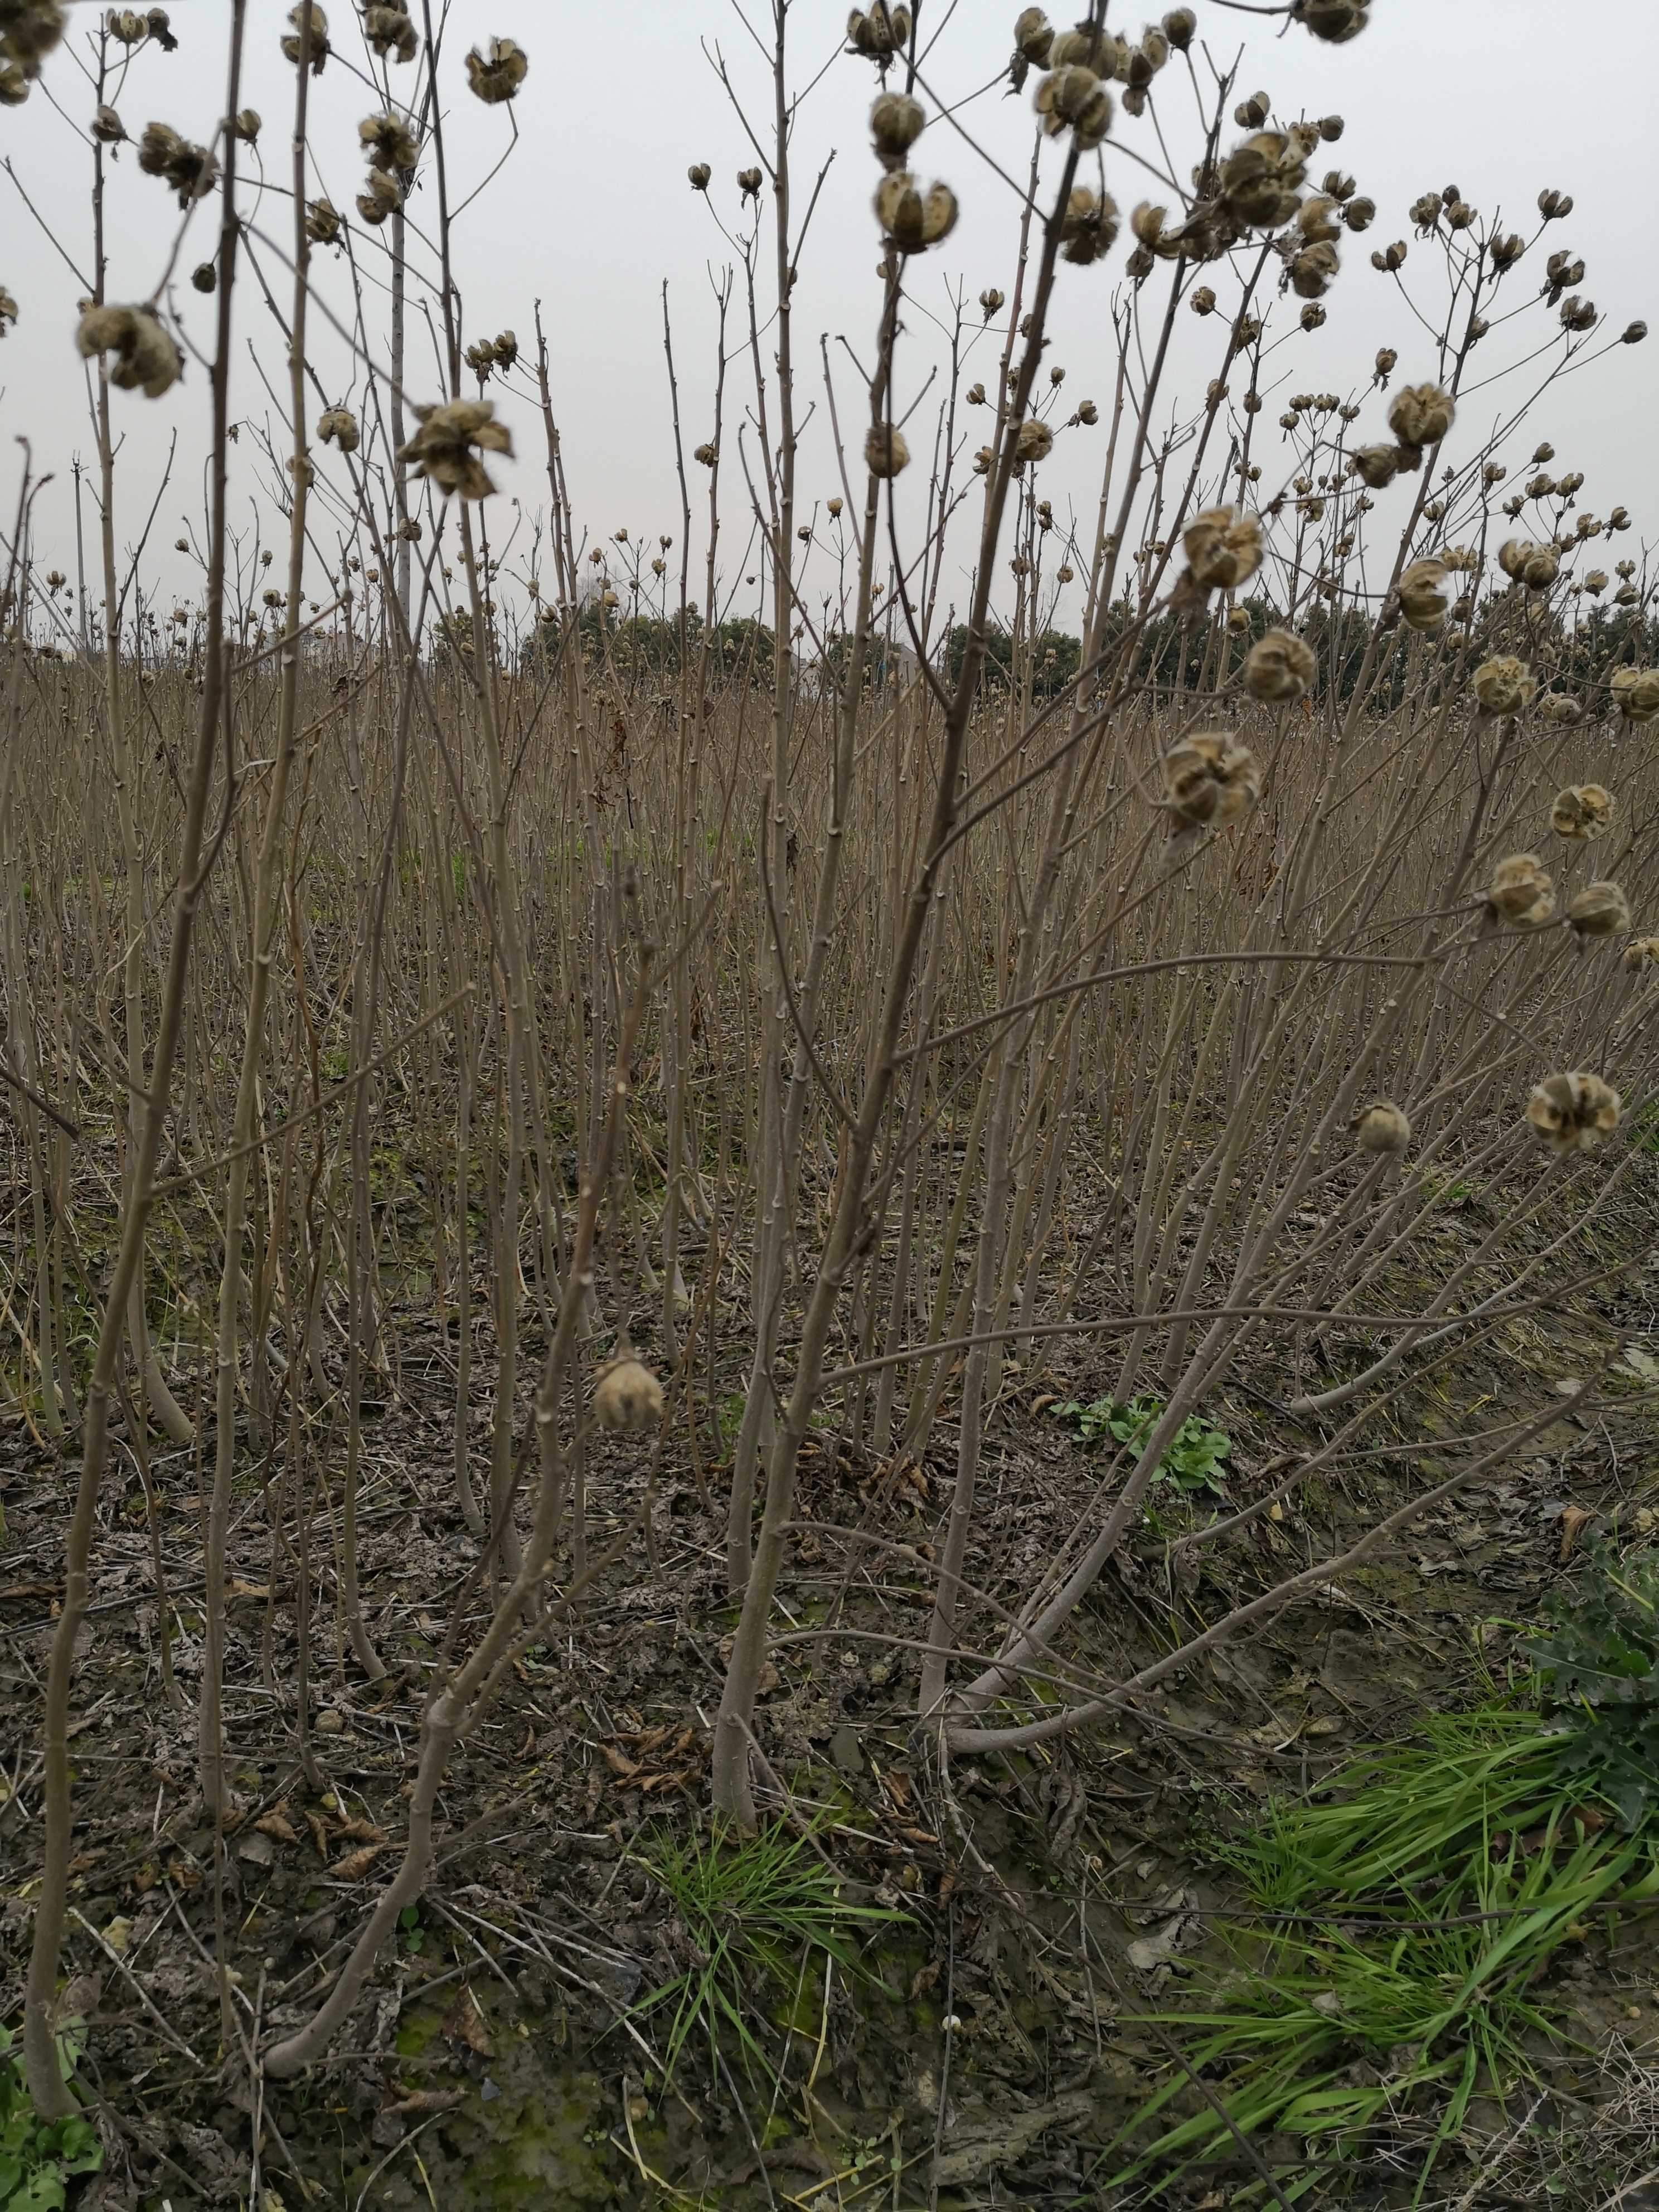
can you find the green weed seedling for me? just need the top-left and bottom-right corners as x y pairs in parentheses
(0, 2021), (103, 2209)
(1049, 1392), (1231, 1498)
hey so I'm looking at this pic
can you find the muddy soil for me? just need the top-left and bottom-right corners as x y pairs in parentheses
(5, 1170), (1659, 2209)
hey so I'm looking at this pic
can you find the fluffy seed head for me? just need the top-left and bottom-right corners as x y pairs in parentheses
(280, 2), (329, 71)
(399, 397), (513, 500)
(593, 1356), (664, 1434)
(1623, 938), (1659, 973)
(1487, 853), (1554, 929)
(1472, 656), (1535, 717)
(363, 5), (416, 62)
(1396, 557), (1452, 632)
(1566, 880), (1631, 942)
(1551, 784), (1612, 842)
(1540, 695), (1584, 727)
(865, 423), (909, 479)
(1526, 1071), (1621, 1155)
(1350, 444), (1401, 491)
(465, 35), (527, 103)
(317, 405), (359, 454)
(1245, 628), (1316, 703)
(1013, 418), (1054, 465)
(1013, 8), (1053, 64)
(356, 166), (402, 225)
(1059, 185), (1119, 265)
(90, 103), (125, 141)
(1034, 62), (1113, 148)
(1162, 734), (1261, 828)
(1611, 667), (1659, 726)
(138, 120), (219, 206)
(305, 197), (342, 244)
(1183, 507), (1263, 593)
(1353, 1102), (1410, 1154)
(76, 302), (181, 398)
(359, 110), (417, 171)
(1387, 381), (1454, 449)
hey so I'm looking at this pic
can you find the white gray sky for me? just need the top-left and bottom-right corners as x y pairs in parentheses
(2, 0), (1655, 641)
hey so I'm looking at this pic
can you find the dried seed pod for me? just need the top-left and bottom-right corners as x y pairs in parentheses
(356, 166), (402, 225)
(1566, 880), (1630, 942)
(1297, 0), (1370, 40)
(465, 34), (527, 103)
(0, 287), (16, 337)
(1034, 61), (1113, 148)
(1539, 695), (1584, 727)
(1623, 321), (1648, 345)
(1622, 938), (1659, 973)
(305, 197), (342, 244)
(1387, 381), (1454, 448)
(363, 5), (416, 62)
(1291, 241), (1339, 299)
(1162, 6), (1196, 48)
(280, 2), (329, 71)
(138, 120), (219, 206)
(399, 397), (513, 500)
(870, 90), (925, 166)
(318, 405), (359, 454)
(1396, 557), (1451, 632)
(1162, 734), (1261, 828)
(593, 1357), (664, 1433)
(1350, 444), (1401, 492)
(865, 423), (909, 478)
(693, 441), (717, 466)
(1059, 185), (1119, 265)
(874, 171), (958, 251)
(1049, 22), (1114, 67)
(737, 166), (763, 196)
(190, 260), (215, 293)
(1487, 853), (1555, 928)
(1611, 667), (1659, 725)
(1526, 1071), (1621, 1154)
(359, 111), (417, 171)
(687, 161), (711, 190)
(2, 0), (66, 78)
(1075, 399), (1098, 424)
(1218, 130), (1306, 229)
(1559, 295), (1596, 332)
(90, 103), (125, 142)
(1013, 418), (1054, 465)
(1353, 1102), (1410, 1154)
(1182, 507), (1263, 592)
(1472, 656), (1535, 717)
(1013, 8), (1053, 64)
(76, 302), (182, 398)
(1244, 628), (1316, 704)
(1551, 784), (1612, 841)
(847, 4), (911, 59)
(978, 287), (1005, 321)
(106, 9), (146, 46)
(1234, 89), (1270, 128)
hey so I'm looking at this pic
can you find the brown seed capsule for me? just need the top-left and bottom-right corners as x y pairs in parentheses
(865, 423), (909, 479)
(593, 1356), (664, 1433)
(1566, 880), (1630, 942)
(138, 120), (220, 207)
(1347, 444), (1400, 492)
(1298, 0), (1370, 40)
(356, 166), (402, 225)
(359, 111), (418, 172)
(870, 90), (925, 166)
(1526, 1071), (1621, 1154)
(1353, 1102), (1410, 1154)
(318, 405), (359, 454)
(1487, 853), (1555, 929)
(399, 397), (513, 501)
(190, 260), (216, 293)
(1472, 656), (1535, 717)
(1623, 938), (1659, 973)
(693, 441), (717, 467)
(1162, 6), (1196, 49)
(363, 5), (416, 62)
(1551, 784), (1613, 841)
(1013, 8), (1053, 64)
(1291, 241), (1339, 299)
(1539, 695), (1583, 727)
(76, 301), (182, 397)
(1395, 557), (1451, 632)
(1245, 629), (1317, 704)
(0, 287), (16, 337)
(465, 34), (527, 103)
(1034, 62), (1113, 148)
(90, 102), (125, 142)
(1162, 734), (1261, 827)
(280, 2), (329, 72)
(1013, 418), (1053, 466)
(305, 197), (342, 244)
(737, 166), (763, 197)
(1059, 185), (1119, 265)
(874, 171), (958, 251)
(688, 161), (711, 190)
(847, 5), (911, 59)
(1388, 382), (1453, 448)
(1611, 667), (1659, 725)
(1183, 507), (1263, 593)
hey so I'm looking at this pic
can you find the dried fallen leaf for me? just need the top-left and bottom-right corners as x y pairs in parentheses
(332, 1844), (386, 1881)
(441, 1986), (493, 2058)
(255, 1810), (300, 1845)
(306, 1812), (333, 1862)
(382, 2087), (465, 2117)
(909, 1960), (940, 1999)
(334, 1816), (388, 1846)
(600, 1743), (641, 1780)
(1559, 1502), (1597, 1562)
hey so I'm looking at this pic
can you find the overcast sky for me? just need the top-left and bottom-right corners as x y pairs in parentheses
(2, 0), (1655, 642)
